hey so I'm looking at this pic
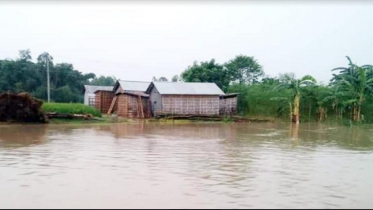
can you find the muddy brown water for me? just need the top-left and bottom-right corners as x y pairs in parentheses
(0, 122), (373, 209)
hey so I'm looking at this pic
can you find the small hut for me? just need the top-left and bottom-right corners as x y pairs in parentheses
(109, 80), (151, 118)
(94, 89), (115, 114)
(83, 85), (113, 107)
(145, 82), (226, 116)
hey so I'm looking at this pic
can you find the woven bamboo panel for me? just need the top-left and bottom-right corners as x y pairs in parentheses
(219, 97), (238, 116)
(117, 94), (150, 118)
(95, 91), (115, 113)
(161, 95), (220, 115)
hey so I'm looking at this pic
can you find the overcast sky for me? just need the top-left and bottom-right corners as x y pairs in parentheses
(0, 1), (372, 83)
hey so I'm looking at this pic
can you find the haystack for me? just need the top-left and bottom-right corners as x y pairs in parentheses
(0, 92), (47, 123)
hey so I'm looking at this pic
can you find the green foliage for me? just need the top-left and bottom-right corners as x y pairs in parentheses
(0, 49), (111, 103)
(228, 82), (292, 118)
(225, 55), (263, 84)
(89, 76), (116, 86)
(181, 56), (263, 91)
(223, 117), (233, 122)
(152, 76), (169, 82)
(42, 103), (102, 117)
(331, 56), (373, 121)
(181, 59), (230, 91)
(158, 77), (168, 82)
(172, 75), (179, 82)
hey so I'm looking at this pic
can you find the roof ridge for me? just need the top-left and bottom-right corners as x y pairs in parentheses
(152, 81), (218, 84)
(150, 81), (225, 95)
(118, 80), (150, 83)
(84, 85), (113, 87)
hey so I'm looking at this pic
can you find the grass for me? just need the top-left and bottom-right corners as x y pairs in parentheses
(42, 103), (102, 117)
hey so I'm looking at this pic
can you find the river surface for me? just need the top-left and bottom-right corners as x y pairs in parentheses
(0, 122), (372, 209)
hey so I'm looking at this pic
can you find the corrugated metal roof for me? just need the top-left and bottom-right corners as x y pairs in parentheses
(149, 82), (225, 95)
(122, 90), (149, 97)
(220, 93), (239, 99)
(84, 85), (113, 94)
(117, 80), (150, 92)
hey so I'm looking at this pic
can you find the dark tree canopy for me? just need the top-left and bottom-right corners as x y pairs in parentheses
(181, 59), (230, 91)
(89, 76), (116, 86)
(0, 50), (109, 103)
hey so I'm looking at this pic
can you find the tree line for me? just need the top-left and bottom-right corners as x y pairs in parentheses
(180, 55), (373, 123)
(0, 49), (116, 103)
(1, 50), (372, 123)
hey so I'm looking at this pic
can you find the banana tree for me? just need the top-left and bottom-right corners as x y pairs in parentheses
(322, 86), (345, 120)
(270, 96), (293, 121)
(332, 56), (373, 122)
(274, 76), (315, 124)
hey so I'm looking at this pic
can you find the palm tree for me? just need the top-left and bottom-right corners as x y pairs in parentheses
(332, 56), (373, 122)
(274, 75), (315, 124)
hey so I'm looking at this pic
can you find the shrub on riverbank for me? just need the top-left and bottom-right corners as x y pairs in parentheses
(42, 103), (102, 117)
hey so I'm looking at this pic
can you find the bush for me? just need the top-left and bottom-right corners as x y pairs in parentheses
(42, 103), (102, 117)
(228, 83), (292, 118)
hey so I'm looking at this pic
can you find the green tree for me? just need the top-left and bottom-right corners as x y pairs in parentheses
(18, 49), (32, 61)
(225, 55), (263, 84)
(331, 56), (373, 122)
(158, 77), (168, 82)
(181, 59), (229, 91)
(322, 86), (345, 119)
(89, 76), (116, 86)
(0, 50), (101, 103)
(274, 75), (315, 123)
(172, 75), (179, 82)
(37, 52), (53, 65)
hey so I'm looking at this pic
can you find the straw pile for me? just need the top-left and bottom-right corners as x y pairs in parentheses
(0, 92), (47, 123)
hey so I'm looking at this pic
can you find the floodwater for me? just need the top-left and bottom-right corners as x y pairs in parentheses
(0, 122), (373, 209)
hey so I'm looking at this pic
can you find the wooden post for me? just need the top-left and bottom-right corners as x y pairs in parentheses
(107, 96), (117, 115)
(147, 99), (151, 118)
(100, 91), (103, 112)
(138, 95), (144, 118)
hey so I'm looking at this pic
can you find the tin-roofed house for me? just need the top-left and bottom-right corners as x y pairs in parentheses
(145, 82), (228, 116)
(109, 80), (151, 118)
(83, 85), (113, 107)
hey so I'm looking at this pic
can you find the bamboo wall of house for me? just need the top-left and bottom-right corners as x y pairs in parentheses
(117, 93), (151, 118)
(160, 95), (220, 115)
(219, 96), (238, 116)
(95, 91), (115, 114)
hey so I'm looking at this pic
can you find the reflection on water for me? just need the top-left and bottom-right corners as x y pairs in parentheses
(0, 125), (48, 147)
(0, 122), (373, 208)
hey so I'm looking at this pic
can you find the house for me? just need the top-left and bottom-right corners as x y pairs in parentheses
(145, 82), (230, 116)
(83, 85), (113, 107)
(109, 80), (151, 118)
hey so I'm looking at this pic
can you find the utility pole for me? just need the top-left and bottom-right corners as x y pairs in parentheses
(46, 57), (50, 103)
